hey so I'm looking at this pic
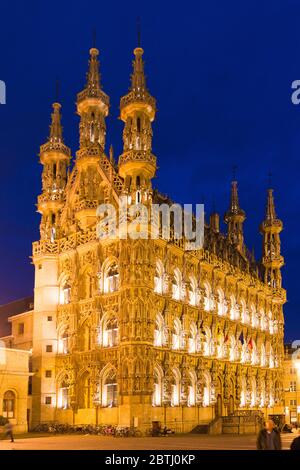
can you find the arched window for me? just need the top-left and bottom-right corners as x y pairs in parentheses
(103, 317), (118, 347)
(3, 390), (15, 418)
(260, 343), (266, 367)
(154, 260), (164, 294)
(230, 296), (239, 321)
(172, 319), (182, 350)
(170, 368), (180, 406)
(217, 288), (226, 316)
(103, 261), (119, 293)
(152, 367), (163, 406)
(188, 323), (197, 353)
(172, 269), (182, 301)
(251, 305), (259, 328)
(188, 371), (197, 407)
(203, 326), (213, 357)
(102, 369), (118, 407)
(58, 330), (69, 354)
(268, 311), (274, 334)
(58, 380), (70, 409)
(203, 371), (211, 407)
(204, 283), (213, 311)
(240, 299), (249, 324)
(260, 310), (267, 331)
(59, 281), (71, 305)
(154, 313), (165, 347)
(188, 277), (198, 306)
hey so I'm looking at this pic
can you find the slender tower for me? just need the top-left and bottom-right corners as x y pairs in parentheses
(38, 102), (71, 240)
(118, 45), (157, 201)
(224, 180), (246, 253)
(117, 44), (157, 429)
(32, 102), (70, 426)
(260, 188), (284, 288)
(75, 47), (110, 229)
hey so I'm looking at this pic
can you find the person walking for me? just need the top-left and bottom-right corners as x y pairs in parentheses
(256, 419), (281, 450)
(290, 428), (300, 450)
(3, 420), (14, 443)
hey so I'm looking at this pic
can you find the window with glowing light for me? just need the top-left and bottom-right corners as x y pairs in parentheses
(172, 269), (182, 301)
(154, 260), (164, 294)
(172, 319), (181, 350)
(170, 369), (180, 407)
(102, 318), (118, 347)
(2, 391), (15, 418)
(154, 314), (165, 347)
(188, 277), (198, 306)
(59, 282), (71, 305)
(102, 370), (117, 407)
(152, 368), (163, 406)
(58, 380), (70, 409)
(103, 263), (119, 293)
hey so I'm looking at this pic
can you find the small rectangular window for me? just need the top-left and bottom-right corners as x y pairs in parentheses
(46, 345), (53, 353)
(45, 370), (52, 378)
(18, 323), (25, 335)
(45, 396), (52, 405)
(47, 316), (53, 322)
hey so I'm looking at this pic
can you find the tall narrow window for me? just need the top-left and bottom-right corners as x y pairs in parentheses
(102, 370), (118, 407)
(104, 263), (119, 293)
(3, 391), (15, 418)
(154, 261), (164, 294)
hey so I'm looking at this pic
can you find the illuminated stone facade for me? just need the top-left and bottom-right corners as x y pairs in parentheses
(0, 345), (31, 433)
(283, 344), (300, 424)
(5, 44), (287, 431)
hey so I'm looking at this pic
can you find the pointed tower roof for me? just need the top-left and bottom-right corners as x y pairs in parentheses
(40, 102), (70, 160)
(266, 189), (277, 221)
(77, 47), (109, 111)
(120, 46), (156, 122)
(260, 188), (282, 231)
(224, 181), (246, 222)
(49, 102), (63, 143)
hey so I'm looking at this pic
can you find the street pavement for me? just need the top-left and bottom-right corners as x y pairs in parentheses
(0, 432), (296, 450)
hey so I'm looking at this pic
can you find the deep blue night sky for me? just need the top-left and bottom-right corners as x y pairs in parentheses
(0, 1), (299, 340)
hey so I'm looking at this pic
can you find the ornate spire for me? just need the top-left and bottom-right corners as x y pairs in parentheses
(86, 47), (101, 93)
(76, 47), (109, 153)
(265, 188), (277, 222)
(224, 181), (246, 251)
(131, 47), (147, 91)
(260, 188), (284, 288)
(77, 47), (109, 107)
(49, 102), (63, 143)
(38, 102), (71, 241)
(228, 181), (244, 217)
